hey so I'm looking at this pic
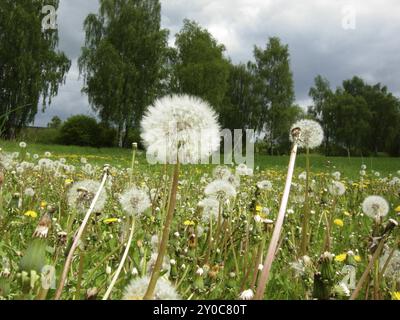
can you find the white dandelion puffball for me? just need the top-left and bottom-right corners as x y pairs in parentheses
(257, 180), (273, 191)
(119, 187), (151, 216)
(239, 289), (254, 300)
(19, 142), (27, 148)
(67, 180), (107, 213)
(212, 166), (232, 180)
(140, 94), (221, 164)
(123, 275), (180, 300)
(198, 197), (220, 222)
(379, 250), (400, 280)
(362, 196), (389, 220)
(328, 181), (346, 196)
(290, 119), (324, 149)
(204, 179), (237, 200)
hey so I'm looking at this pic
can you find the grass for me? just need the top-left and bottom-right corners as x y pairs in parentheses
(1, 140), (399, 177)
(0, 140), (399, 300)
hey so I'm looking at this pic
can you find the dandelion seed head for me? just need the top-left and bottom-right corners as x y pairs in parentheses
(140, 94), (221, 164)
(67, 180), (107, 213)
(123, 275), (180, 300)
(119, 187), (151, 216)
(290, 119), (324, 149)
(328, 181), (346, 196)
(204, 179), (236, 200)
(362, 196), (389, 220)
(257, 180), (273, 191)
(239, 289), (254, 300)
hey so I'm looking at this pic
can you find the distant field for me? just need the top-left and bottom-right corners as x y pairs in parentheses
(1, 140), (399, 178)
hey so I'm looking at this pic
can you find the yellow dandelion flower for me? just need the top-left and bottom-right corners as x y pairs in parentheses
(335, 253), (347, 262)
(183, 220), (195, 226)
(343, 211), (351, 216)
(40, 201), (47, 208)
(65, 179), (74, 186)
(395, 205), (400, 213)
(334, 219), (344, 227)
(391, 292), (400, 300)
(24, 210), (38, 218)
(103, 218), (119, 224)
(354, 255), (362, 262)
(255, 205), (262, 212)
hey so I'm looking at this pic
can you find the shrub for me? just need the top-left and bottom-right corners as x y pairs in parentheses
(58, 115), (101, 147)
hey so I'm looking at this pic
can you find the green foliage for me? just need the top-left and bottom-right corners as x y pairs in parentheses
(172, 20), (230, 111)
(47, 116), (62, 129)
(79, 0), (169, 147)
(58, 115), (115, 147)
(308, 75), (400, 156)
(0, 0), (70, 139)
(252, 37), (296, 154)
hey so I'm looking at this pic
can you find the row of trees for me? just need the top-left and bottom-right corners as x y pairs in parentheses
(2, 0), (400, 155)
(309, 76), (400, 156)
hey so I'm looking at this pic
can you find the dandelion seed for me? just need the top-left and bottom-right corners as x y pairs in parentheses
(24, 187), (35, 197)
(140, 94), (221, 164)
(290, 119), (324, 149)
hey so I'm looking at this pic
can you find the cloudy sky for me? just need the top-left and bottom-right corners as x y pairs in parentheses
(34, 0), (400, 126)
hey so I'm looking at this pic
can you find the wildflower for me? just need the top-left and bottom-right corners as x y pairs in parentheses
(103, 218), (119, 224)
(298, 171), (307, 180)
(239, 289), (254, 300)
(65, 179), (73, 186)
(255, 205), (262, 212)
(119, 187), (151, 216)
(328, 181), (346, 196)
(361, 164), (367, 170)
(24, 210), (38, 218)
(197, 197), (219, 222)
(257, 180), (272, 191)
(290, 119), (324, 149)
(332, 171), (341, 180)
(19, 142), (27, 148)
(67, 180), (107, 213)
(236, 163), (253, 176)
(395, 205), (400, 212)
(335, 253), (347, 262)
(140, 94), (221, 164)
(334, 219), (344, 227)
(362, 196), (389, 220)
(33, 213), (52, 238)
(183, 220), (195, 226)
(123, 276), (180, 300)
(392, 292), (400, 300)
(24, 188), (35, 197)
(204, 179), (236, 200)
(44, 152), (52, 157)
(212, 166), (232, 180)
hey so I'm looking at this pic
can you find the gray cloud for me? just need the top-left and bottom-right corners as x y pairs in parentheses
(35, 0), (400, 126)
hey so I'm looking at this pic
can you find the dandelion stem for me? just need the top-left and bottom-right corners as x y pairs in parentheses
(129, 143), (137, 186)
(102, 217), (135, 300)
(54, 166), (109, 300)
(299, 147), (310, 256)
(143, 161), (180, 300)
(254, 132), (299, 300)
(350, 237), (385, 300)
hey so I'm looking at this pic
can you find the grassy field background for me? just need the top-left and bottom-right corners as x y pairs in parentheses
(1, 140), (399, 177)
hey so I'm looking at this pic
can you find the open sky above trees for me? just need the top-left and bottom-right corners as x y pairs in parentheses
(35, 0), (400, 126)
